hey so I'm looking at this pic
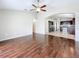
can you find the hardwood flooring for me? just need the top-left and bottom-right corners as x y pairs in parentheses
(0, 33), (78, 58)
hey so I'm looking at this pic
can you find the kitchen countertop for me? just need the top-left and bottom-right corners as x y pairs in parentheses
(47, 32), (75, 39)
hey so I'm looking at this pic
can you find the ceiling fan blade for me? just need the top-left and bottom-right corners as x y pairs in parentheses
(41, 9), (46, 12)
(32, 4), (37, 8)
(24, 9), (27, 11)
(40, 5), (46, 8)
(37, 0), (39, 2)
(30, 9), (36, 11)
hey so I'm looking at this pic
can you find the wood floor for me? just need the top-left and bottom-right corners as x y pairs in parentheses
(0, 33), (78, 58)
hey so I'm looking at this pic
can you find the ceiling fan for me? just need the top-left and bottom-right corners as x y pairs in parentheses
(31, 0), (47, 12)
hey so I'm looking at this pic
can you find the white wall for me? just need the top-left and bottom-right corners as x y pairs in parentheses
(0, 10), (33, 41)
(75, 13), (79, 41)
(35, 15), (45, 34)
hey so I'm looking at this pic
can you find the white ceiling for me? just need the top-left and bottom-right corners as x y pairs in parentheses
(0, 0), (79, 11)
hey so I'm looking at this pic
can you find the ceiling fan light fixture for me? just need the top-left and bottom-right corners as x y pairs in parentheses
(36, 7), (40, 12)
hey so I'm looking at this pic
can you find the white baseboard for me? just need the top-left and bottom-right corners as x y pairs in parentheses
(0, 34), (32, 42)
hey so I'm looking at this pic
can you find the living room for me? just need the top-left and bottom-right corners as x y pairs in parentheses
(0, 0), (79, 58)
